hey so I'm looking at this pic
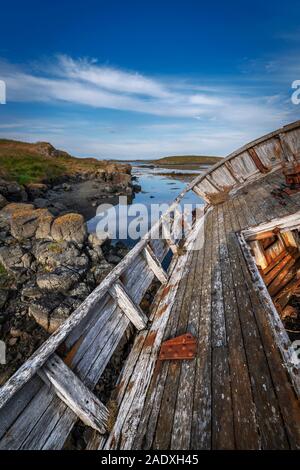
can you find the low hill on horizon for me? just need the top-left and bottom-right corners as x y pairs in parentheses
(152, 155), (222, 166)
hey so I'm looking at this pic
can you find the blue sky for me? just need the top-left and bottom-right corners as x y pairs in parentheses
(0, 0), (300, 159)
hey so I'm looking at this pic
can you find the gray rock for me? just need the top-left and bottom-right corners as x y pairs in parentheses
(104, 185), (115, 193)
(35, 212), (54, 239)
(0, 231), (8, 242)
(106, 254), (122, 265)
(21, 253), (33, 269)
(25, 183), (48, 199)
(62, 183), (72, 191)
(51, 213), (87, 244)
(0, 244), (24, 270)
(92, 261), (113, 284)
(36, 267), (81, 292)
(133, 184), (142, 192)
(87, 246), (103, 263)
(9, 337), (18, 346)
(29, 294), (80, 333)
(34, 240), (89, 272)
(0, 179), (27, 202)
(9, 207), (53, 240)
(10, 327), (22, 338)
(0, 203), (34, 221)
(33, 198), (49, 209)
(88, 232), (109, 247)
(21, 285), (43, 300)
(0, 194), (8, 209)
(69, 282), (91, 300)
(0, 289), (8, 308)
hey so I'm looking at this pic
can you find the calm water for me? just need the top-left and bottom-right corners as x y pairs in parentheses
(88, 162), (205, 246)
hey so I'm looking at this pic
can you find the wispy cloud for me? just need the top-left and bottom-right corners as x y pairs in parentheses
(0, 54), (298, 158)
(1, 56), (223, 118)
(1, 54), (288, 124)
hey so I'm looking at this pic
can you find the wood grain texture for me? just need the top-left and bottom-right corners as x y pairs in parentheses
(144, 245), (168, 284)
(1, 121), (300, 450)
(39, 354), (109, 433)
(109, 280), (148, 330)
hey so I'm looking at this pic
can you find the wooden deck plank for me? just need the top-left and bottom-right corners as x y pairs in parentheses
(211, 207), (235, 449)
(226, 199), (290, 449)
(233, 197), (300, 449)
(170, 220), (206, 449)
(190, 210), (213, 449)
(152, 245), (201, 449)
(130, 252), (196, 450)
(217, 204), (260, 449)
(132, 214), (210, 450)
(103, 221), (204, 450)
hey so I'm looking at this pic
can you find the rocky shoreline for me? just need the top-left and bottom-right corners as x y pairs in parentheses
(0, 161), (139, 385)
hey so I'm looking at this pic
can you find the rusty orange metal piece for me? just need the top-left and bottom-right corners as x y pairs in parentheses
(248, 148), (270, 174)
(159, 333), (197, 361)
(283, 163), (300, 187)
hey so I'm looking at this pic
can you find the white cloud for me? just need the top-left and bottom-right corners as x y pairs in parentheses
(1, 55), (285, 122)
(0, 54), (298, 158)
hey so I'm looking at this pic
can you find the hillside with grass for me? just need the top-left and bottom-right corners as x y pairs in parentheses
(152, 155), (222, 166)
(0, 139), (125, 185)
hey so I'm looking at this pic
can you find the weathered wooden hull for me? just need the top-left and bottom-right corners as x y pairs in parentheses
(0, 121), (300, 450)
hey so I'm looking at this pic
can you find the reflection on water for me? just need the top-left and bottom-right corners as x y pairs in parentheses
(88, 162), (205, 246)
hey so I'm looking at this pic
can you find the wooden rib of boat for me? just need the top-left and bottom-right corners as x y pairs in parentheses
(1, 120), (300, 450)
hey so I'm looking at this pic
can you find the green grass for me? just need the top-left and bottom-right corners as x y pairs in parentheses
(0, 263), (6, 276)
(0, 139), (110, 185)
(153, 155), (222, 165)
(0, 153), (66, 185)
(47, 243), (63, 254)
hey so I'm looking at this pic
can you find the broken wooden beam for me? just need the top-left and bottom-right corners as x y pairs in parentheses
(109, 281), (148, 330)
(39, 354), (109, 434)
(263, 252), (293, 286)
(144, 244), (168, 284)
(268, 257), (300, 297)
(162, 221), (179, 255)
(249, 240), (268, 270)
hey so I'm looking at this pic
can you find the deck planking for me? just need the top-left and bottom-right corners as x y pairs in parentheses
(105, 169), (300, 450)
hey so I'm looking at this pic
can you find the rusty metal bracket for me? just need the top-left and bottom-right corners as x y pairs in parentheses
(248, 148), (270, 174)
(158, 333), (197, 361)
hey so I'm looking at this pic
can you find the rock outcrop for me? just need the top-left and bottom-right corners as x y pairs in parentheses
(0, 139), (134, 383)
(51, 213), (87, 244)
(0, 196), (129, 382)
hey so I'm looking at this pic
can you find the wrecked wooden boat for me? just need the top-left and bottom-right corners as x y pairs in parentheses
(0, 120), (300, 450)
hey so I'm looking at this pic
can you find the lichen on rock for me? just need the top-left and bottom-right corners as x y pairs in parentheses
(51, 213), (87, 244)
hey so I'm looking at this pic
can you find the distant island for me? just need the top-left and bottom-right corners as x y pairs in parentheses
(124, 155), (222, 171)
(152, 155), (222, 165)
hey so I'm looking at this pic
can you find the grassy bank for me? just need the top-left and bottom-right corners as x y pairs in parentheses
(0, 139), (116, 185)
(152, 155), (222, 166)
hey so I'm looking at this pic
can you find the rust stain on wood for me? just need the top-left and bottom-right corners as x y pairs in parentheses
(157, 304), (168, 318)
(143, 331), (157, 349)
(161, 284), (173, 298)
(62, 337), (83, 368)
(248, 147), (270, 173)
(126, 381), (134, 394)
